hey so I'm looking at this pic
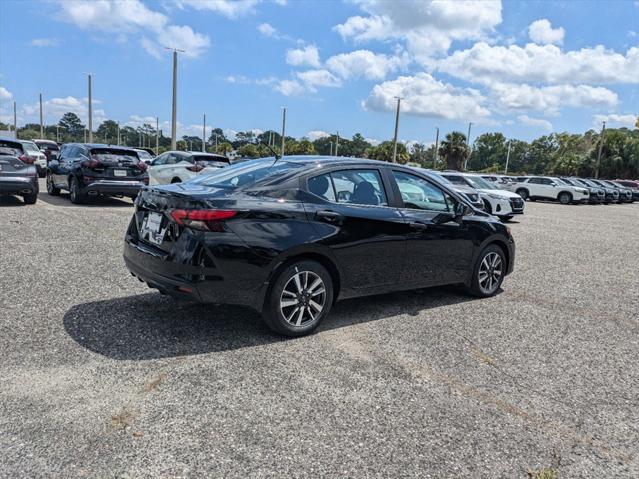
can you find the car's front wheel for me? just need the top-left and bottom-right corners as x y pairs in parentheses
(558, 192), (572, 204)
(46, 172), (60, 196)
(69, 177), (85, 204)
(262, 260), (333, 336)
(516, 188), (529, 200)
(23, 193), (37, 204)
(467, 244), (506, 298)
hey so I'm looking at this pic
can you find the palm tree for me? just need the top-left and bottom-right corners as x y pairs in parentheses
(439, 131), (469, 170)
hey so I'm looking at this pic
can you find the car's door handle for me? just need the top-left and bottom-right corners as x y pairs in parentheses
(409, 221), (429, 230)
(316, 210), (342, 222)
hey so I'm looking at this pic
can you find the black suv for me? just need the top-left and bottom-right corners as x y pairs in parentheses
(46, 143), (148, 204)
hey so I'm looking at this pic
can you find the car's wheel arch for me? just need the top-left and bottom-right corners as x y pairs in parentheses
(558, 190), (573, 201)
(259, 246), (342, 311)
(466, 236), (511, 286)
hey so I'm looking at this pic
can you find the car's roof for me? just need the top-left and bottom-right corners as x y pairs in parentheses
(33, 139), (57, 144)
(66, 143), (139, 151)
(0, 137), (22, 145)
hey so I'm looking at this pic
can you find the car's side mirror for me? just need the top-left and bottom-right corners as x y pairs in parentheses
(550, 182), (557, 186)
(454, 201), (466, 218)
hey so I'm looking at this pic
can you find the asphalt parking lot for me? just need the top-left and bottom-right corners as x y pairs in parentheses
(1, 181), (638, 478)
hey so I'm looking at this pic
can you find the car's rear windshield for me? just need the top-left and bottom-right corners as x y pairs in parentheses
(190, 159), (303, 189)
(22, 142), (40, 152)
(135, 150), (153, 159)
(90, 148), (139, 162)
(193, 155), (229, 164)
(35, 142), (59, 151)
(0, 141), (22, 155)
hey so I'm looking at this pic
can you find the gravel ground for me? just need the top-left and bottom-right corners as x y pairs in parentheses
(1, 182), (638, 478)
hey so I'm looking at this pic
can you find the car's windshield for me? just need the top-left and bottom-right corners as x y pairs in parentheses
(556, 178), (571, 185)
(190, 159), (304, 189)
(464, 175), (494, 190)
(22, 142), (40, 152)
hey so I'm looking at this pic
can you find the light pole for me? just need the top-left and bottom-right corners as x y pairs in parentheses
(202, 114), (206, 152)
(392, 97), (402, 163)
(595, 121), (606, 179)
(13, 101), (17, 139)
(280, 107), (286, 157)
(39, 93), (44, 138)
(505, 140), (511, 174)
(335, 131), (340, 156)
(434, 127), (439, 169)
(156, 117), (159, 155)
(329, 141), (333, 156)
(166, 47), (185, 150)
(463, 122), (473, 170)
(117, 121), (120, 146)
(86, 73), (93, 143)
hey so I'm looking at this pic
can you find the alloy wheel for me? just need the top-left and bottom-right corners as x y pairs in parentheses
(280, 270), (326, 326)
(46, 174), (54, 194)
(478, 252), (503, 295)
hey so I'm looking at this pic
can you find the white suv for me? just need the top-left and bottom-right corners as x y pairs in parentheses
(514, 176), (589, 204)
(441, 172), (524, 221)
(149, 151), (230, 185)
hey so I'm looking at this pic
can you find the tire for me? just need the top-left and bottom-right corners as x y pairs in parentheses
(558, 192), (572, 205)
(262, 260), (334, 337)
(516, 188), (529, 201)
(46, 172), (60, 196)
(23, 193), (37, 204)
(170, 177), (182, 184)
(69, 177), (85, 204)
(467, 244), (506, 298)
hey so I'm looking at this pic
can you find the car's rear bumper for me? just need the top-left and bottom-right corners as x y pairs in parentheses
(0, 177), (38, 195)
(82, 180), (145, 197)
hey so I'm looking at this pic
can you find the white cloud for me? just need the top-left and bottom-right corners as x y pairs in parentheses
(177, 0), (260, 18)
(30, 38), (61, 47)
(438, 42), (639, 85)
(0, 86), (12, 101)
(528, 19), (564, 45)
(592, 114), (637, 129)
(518, 115), (553, 131)
(258, 23), (277, 37)
(22, 96), (107, 125)
(325, 50), (409, 80)
(306, 130), (331, 141)
(366, 137), (381, 146)
(334, 0), (502, 60)
(275, 79), (306, 96)
(296, 69), (342, 90)
(363, 73), (491, 121)
(57, 0), (210, 58)
(490, 83), (618, 114)
(286, 45), (321, 68)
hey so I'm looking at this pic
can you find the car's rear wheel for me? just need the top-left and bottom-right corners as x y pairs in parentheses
(46, 172), (60, 196)
(23, 193), (37, 204)
(262, 260), (333, 336)
(69, 177), (85, 204)
(515, 188), (528, 200)
(467, 244), (505, 297)
(558, 192), (572, 204)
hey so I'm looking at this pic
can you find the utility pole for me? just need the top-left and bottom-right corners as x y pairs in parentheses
(117, 121), (120, 146)
(335, 131), (340, 156)
(84, 129), (87, 143)
(329, 141), (333, 156)
(280, 107), (286, 157)
(215, 133), (218, 152)
(434, 127), (439, 169)
(87, 74), (93, 143)
(56, 125), (59, 143)
(505, 140), (511, 174)
(463, 122), (473, 170)
(13, 101), (17, 139)
(39, 93), (44, 138)
(155, 117), (159, 155)
(595, 121), (606, 179)
(202, 114), (206, 152)
(139, 130), (142, 147)
(166, 47), (184, 150)
(392, 97), (402, 163)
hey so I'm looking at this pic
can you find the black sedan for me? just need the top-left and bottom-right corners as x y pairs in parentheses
(124, 157), (515, 336)
(47, 143), (148, 204)
(0, 152), (39, 204)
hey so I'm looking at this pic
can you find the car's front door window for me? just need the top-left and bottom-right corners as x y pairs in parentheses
(392, 171), (450, 212)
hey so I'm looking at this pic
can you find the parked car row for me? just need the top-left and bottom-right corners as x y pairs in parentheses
(480, 174), (637, 205)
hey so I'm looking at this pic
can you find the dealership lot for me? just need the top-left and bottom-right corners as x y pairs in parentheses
(1, 182), (638, 478)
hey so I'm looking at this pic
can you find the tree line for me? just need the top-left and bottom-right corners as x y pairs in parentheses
(2, 112), (638, 179)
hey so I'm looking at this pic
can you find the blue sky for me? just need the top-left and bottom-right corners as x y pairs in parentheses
(0, 0), (637, 145)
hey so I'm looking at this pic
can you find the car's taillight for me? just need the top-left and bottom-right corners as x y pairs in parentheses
(170, 209), (237, 231)
(82, 158), (101, 168)
(19, 154), (34, 164)
(186, 163), (204, 173)
(137, 161), (148, 172)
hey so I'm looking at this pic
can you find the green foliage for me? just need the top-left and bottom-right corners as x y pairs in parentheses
(59, 112), (85, 139)
(366, 141), (410, 163)
(439, 131), (469, 170)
